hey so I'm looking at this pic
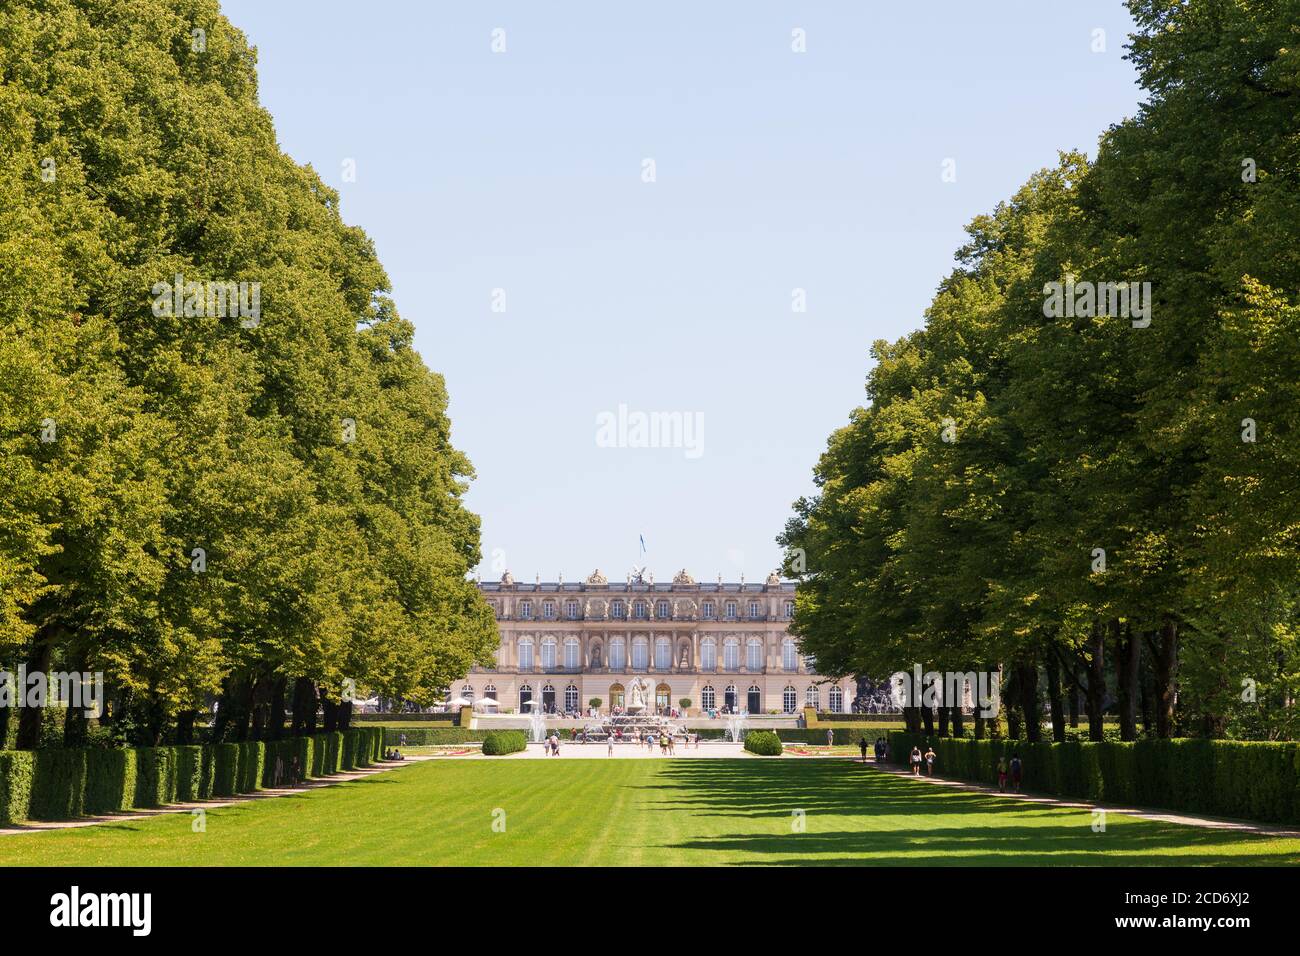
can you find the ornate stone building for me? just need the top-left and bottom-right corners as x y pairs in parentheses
(465, 569), (849, 715)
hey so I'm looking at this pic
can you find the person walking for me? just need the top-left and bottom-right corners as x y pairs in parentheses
(1009, 752), (1023, 793)
(997, 755), (1008, 792)
(924, 745), (936, 776)
(910, 746), (922, 776)
(874, 737), (885, 762)
(827, 728), (835, 748)
(607, 733), (614, 757)
(858, 736), (868, 763)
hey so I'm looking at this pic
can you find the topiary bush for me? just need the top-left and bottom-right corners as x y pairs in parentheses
(481, 730), (527, 755)
(744, 730), (783, 756)
(0, 751), (35, 824)
(84, 748), (137, 814)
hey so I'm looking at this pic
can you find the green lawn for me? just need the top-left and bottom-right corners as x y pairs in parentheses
(4, 759), (1298, 866)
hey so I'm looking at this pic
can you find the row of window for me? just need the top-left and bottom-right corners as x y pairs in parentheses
(509, 598), (793, 621)
(460, 683), (844, 713)
(510, 636), (809, 672)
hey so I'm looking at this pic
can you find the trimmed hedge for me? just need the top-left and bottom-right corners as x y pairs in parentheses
(886, 732), (1300, 825)
(85, 748), (137, 815)
(744, 730), (783, 756)
(381, 726), (493, 746)
(481, 730), (527, 755)
(0, 751), (34, 825)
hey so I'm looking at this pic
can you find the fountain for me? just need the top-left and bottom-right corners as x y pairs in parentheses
(524, 699), (547, 743)
(723, 710), (749, 743)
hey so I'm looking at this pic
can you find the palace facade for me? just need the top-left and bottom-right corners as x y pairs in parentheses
(465, 569), (850, 715)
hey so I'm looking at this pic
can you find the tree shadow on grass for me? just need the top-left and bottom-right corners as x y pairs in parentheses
(644, 760), (1300, 866)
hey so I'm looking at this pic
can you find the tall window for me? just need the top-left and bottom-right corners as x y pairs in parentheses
(724, 685), (737, 710)
(564, 599), (579, 619)
(723, 638), (739, 671)
(609, 637), (626, 670)
(701, 638), (716, 670)
(724, 600), (737, 620)
(829, 685), (843, 712)
(747, 685), (761, 713)
(632, 636), (648, 670)
(746, 637), (763, 671)
(654, 637), (671, 670)
(518, 637), (534, 671)
(519, 684), (533, 709)
(747, 600), (760, 619)
(484, 684), (497, 700)
(701, 685), (716, 710)
(611, 600), (626, 619)
(783, 600), (794, 618)
(782, 638), (797, 672)
(564, 637), (579, 669)
(783, 686), (797, 713)
(542, 599), (556, 620)
(656, 600), (670, 619)
(702, 600), (715, 619)
(519, 600), (533, 620)
(565, 684), (579, 712)
(540, 637), (556, 670)
(460, 685), (473, 702)
(633, 600), (647, 619)
(805, 685), (819, 709)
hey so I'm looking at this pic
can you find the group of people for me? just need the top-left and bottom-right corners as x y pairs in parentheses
(603, 730), (700, 756)
(908, 745), (937, 776)
(383, 748), (405, 761)
(856, 736), (891, 763)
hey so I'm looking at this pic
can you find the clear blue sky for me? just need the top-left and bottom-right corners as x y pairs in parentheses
(220, 0), (1144, 584)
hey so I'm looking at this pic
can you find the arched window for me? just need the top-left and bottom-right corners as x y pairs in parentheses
(747, 685), (761, 713)
(747, 600), (760, 619)
(702, 600), (715, 619)
(829, 685), (843, 712)
(609, 637), (626, 670)
(564, 599), (579, 619)
(611, 600), (626, 619)
(746, 637), (763, 671)
(519, 684), (533, 709)
(655, 600), (670, 619)
(541, 637), (556, 670)
(542, 599), (556, 619)
(724, 600), (737, 620)
(631, 636), (648, 670)
(564, 684), (579, 713)
(723, 637), (739, 671)
(609, 683), (625, 709)
(518, 637), (534, 671)
(654, 636), (671, 670)
(484, 684), (497, 700)
(805, 685), (819, 709)
(782, 637), (797, 672)
(633, 599), (648, 619)
(782, 686), (797, 713)
(563, 636), (579, 669)
(542, 683), (556, 712)
(701, 638), (717, 671)
(460, 684), (473, 702)
(519, 600), (533, 620)
(701, 685), (716, 710)
(724, 684), (738, 711)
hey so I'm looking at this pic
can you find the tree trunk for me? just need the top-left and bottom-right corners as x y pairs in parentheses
(15, 631), (55, 750)
(920, 704), (934, 738)
(1115, 620), (1139, 742)
(937, 705), (950, 738)
(1086, 622), (1105, 742)
(176, 710), (195, 745)
(266, 675), (287, 740)
(951, 703), (965, 738)
(1018, 662), (1041, 743)
(338, 699), (353, 732)
(320, 687), (338, 733)
(1155, 618), (1178, 739)
(1066, 664), (1080, 728)
(973, 712), (985, 739)
(1046, 651), (1066, 743)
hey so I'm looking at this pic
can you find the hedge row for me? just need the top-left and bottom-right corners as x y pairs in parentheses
(886, 732), (1300, 824)
(481, 730), (528, 755)
(0, 727), (385, 825)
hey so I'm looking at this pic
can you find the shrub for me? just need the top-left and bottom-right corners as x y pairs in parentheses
(481, 730), (527, 755)
(589, 698), (602, 709)
(211, 743), (240, 797)
(382, 727), (500, 746)
(0, 751), (35, 825)
(30, 749), (87, 820)
(744, 730), (783, 756)
(85, 748), (137, 814)
(133, 747), (177, 808)
(175, 746), (203, 802)
(678, 698), (692, 710)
